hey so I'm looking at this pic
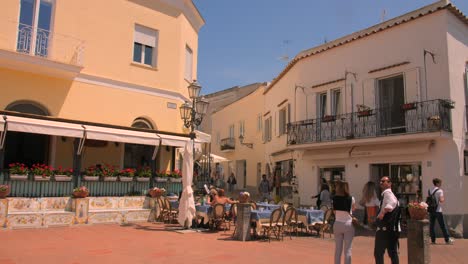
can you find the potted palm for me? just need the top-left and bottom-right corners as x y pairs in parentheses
(72, 186), (89, 198)
(8, 163), (29, 181)
(54, 166), (73, 182)
(101, 164), (118, 181)
(136, 166), (151, 182)
(0, 184), (10, 199)
(119, 168), (135, 182)
(83, 165), (101, 181)
(31, 163), (53, 181)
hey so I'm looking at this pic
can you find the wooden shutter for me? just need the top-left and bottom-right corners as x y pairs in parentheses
(362, 79), (376, 108)
(405, 68), (420, 103)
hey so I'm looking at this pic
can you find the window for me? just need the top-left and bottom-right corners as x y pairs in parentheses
(133, 25), (158, 67)
(239, 120), (245, 136)
(331, 89), (342, 116)
(185, 45), (193, 81)
(17, 0), (54, 57)
(264, 116), (272, 142)
(229, 124), (235, 139)
(257, 114), (262, 132)
(279, 107), (287, 135)
(318, 92), (327, 118)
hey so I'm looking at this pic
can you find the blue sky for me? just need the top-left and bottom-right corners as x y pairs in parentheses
(193, 0), (468, 95)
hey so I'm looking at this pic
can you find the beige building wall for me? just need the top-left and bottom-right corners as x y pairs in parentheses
(211, 86), (266, 192)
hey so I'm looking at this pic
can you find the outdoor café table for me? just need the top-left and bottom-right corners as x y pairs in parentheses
(296, 208), (324, 225)
(195, 204), (231, 221)
(250, 209), (274, 236)
(256, 202), (281, 211)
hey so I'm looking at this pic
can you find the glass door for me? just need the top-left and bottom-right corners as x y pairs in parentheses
(377, 75), (406, 134)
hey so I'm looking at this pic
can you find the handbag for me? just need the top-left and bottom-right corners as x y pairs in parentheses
(351, 215), (361, 228)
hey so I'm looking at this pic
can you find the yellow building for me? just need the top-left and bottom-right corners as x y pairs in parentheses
(0, 0), (204, 173)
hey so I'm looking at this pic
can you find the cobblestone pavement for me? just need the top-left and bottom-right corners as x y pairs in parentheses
(0, 222), (465, 264)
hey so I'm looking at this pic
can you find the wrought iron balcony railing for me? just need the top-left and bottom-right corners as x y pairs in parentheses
(220, 137), (235, 151)
(0, 21), (84, 66)
(287, 99), (453, 145)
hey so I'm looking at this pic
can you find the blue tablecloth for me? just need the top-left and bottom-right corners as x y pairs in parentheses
(256, 202), (281, 211)
(296, 209), (324, 224)
(195, 204), (231, 214)
(250, 209), (273, 221)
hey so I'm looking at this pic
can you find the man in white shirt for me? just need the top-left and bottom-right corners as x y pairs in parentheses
(429, 178), (454, 245)
(374, 176), (399, 264)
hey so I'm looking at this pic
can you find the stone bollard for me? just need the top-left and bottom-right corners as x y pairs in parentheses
(0, 198), (8, 228)
(72, 198), (89, 224)
(407, 219), (431, 264)
(233, 203), (251, 241)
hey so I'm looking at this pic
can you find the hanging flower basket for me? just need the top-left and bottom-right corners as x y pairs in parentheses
(54, 175), (72, 182)
(83, 175), (99, 181)
(34, 175), (51, 181)
(9, 174), (28, 181)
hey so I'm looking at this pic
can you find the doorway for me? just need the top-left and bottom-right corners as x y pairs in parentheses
(377, 75), (406, 134)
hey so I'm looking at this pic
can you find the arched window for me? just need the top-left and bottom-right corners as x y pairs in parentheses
(4, 101), (50, 166)
(124, 118), (155, 168)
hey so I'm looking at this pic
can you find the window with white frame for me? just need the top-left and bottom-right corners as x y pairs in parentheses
(185, 45), (193, 81)
(279, 107), (287, 135)
(133, 24), (158, 67)
(331, 89), (342, 116)
(17, 0), (54, 57)
(229, 124), (235, 139)
(318, 92), (327, 118)
(239, 120), (245, 136)
(264, 116), (272, 142)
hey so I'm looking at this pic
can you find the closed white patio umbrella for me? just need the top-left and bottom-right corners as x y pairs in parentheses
(177, 140), (196, 227)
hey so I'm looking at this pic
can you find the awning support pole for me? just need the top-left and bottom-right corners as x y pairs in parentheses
(73, 126), (87, 188)
(0, 116), (8, 171)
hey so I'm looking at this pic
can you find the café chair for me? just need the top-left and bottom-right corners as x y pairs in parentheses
(309, 208), (334, 239)
(260, 208), (282, 242)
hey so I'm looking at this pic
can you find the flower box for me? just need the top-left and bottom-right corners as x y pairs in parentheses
(72, 191), (89, 198)
(155, 177), (168, 182)
(9, 174), (28, 181)
(408, 207), (427, 220)
(441, 100), (455, 109)
(103, 176), (118, 182)
(136, 177), (150, 182)
(357, 110), (373, 117)
(34, 175), (51, 181)
(321, 115), (336, 123)
(54, 175), (72, 182)
(83, 175), (99, 181)
(119, 176), (134, 182)
(170, 178), (182, 183)
(402, 103), (417, 111)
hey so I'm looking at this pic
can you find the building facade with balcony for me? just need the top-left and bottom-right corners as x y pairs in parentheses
(210, 84), (266, 193)
(0, 0), (204, 174)
(263, 0), (468, 236)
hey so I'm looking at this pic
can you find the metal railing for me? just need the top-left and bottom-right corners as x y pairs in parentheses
(0, 172), (182, 197)
(0, 21), (84, 66)
(220, 137), (235, 151)
(287, 99), (453, 145)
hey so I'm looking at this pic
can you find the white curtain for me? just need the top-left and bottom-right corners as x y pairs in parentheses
(177, 140), (196, 227)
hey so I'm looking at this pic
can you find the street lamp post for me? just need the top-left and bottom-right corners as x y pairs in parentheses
(179, 80), (209, 139)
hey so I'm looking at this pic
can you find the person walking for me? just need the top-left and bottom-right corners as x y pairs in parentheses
(428, 178), (454, 245)
(312, 184), (332, 209)
(360, 181), (379, 227)
(227, 173), (237, 193)
(374, 176), (400, 264)
(332, 180), (355, 264)
(258, 174), (271, 202)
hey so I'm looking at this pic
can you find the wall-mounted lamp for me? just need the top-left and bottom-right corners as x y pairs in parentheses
(238, 135), (253, 148)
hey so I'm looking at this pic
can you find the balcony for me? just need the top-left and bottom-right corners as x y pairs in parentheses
(287, 99), (453, 146)
(220, 137), (235, 151)
(0, 21), (84, 78)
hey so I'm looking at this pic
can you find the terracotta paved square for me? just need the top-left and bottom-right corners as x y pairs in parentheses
(0, 223), (466, 264)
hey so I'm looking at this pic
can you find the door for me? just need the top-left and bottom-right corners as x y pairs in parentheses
(236, 160), (246, 189)
(377, 75), (406, 134)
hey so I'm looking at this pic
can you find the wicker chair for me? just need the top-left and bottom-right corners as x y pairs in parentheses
(260, 208), (282, 242)
(163, 198), (179, 223)
(277, 207), (295, 240)
(229, 203), (238, 236)
(289, 208), (305, 236)
(156, 197), (167, 222)
(210, 203), (228, 232)
(309, 209), (334, 238)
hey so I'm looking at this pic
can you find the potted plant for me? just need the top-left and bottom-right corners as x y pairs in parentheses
(72, 186), (89, 198)
(8, 163), (29, 180)
(119, 168), (136, 182)
(136, 166), (152, 182)
(169, 170), (182, 182)
(101, 164), (118, 181)
(408, 201), (428, 220)
(427, 115), (441, 130)
(83, 165), (102, 181)
(356, 104), (373, 117)
(149, 187), (166, 198)
(441, 100), (455, 109)
(155, 170), (168, 182)
(402, 102), (417, 111)
(54, 166), (73, 182)
(31, 163), (53, 181)
(0, 184), (10, 199)
(238, 191), (250, 203)
(321, 115), (336, 123)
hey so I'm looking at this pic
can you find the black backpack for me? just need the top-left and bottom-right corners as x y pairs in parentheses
(375, 193), (401, 232)
(426, 188), (440, 214)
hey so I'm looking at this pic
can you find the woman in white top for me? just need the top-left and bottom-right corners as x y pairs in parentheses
(332, 180), (356, 264)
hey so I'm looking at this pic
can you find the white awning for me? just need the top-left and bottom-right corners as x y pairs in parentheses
(160, 134), (190, 147)
(0, 117), (4, 132)
(195, 130), (211, 143)
(4, 115), (84, 138)
(83, 125), (160, 146)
